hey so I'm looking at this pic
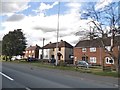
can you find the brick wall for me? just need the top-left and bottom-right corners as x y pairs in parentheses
(74, 46), (119, 66)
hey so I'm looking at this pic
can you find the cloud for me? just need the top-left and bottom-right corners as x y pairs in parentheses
(1, 2), (92, 47)
(95, 0), (113, 10)
(33, 26), (56, 32)
(65, 2), (81, 16)
(34, 2), (58, 14)
(6, 14), (25, 21)
(0, 1), (30, 16)
(39, 2), (58, 11)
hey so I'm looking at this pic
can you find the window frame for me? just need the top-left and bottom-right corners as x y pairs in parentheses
(90, 47), (96, 52)
(105, 46), (111, 52)
(90, 57), (97, 63)
(32, 50), (34, 53)
(59, 47), (61, 51)
(105, 57), (114, 64)
(82, 48), (87, 52)
(29, 51), (31, 53)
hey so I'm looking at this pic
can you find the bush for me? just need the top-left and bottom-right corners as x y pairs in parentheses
(58, 60), (67, 66)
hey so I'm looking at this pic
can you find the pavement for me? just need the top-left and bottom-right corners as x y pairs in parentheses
(1, 62), (119, 89)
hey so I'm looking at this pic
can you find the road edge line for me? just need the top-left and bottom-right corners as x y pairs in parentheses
(0, 72), (14, 81)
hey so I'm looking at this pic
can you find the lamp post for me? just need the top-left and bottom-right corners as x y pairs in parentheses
(55, 2), (60, 66)
(42, 38), (45, 59)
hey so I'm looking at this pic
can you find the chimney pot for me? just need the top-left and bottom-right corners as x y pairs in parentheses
(61, 40), (63, 42)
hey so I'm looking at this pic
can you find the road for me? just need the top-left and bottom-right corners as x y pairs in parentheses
(1, 62), (119, 89)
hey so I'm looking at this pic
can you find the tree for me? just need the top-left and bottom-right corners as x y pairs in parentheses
(2, 29), (27, 60)
(77, 2), (120, 71)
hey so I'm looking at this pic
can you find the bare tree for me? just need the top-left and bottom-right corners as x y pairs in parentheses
(77, 2), (120, 71)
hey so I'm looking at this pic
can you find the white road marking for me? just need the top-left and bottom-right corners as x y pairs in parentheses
(25, 87), (31, 90)
(0, 72), (14, 81)
(114, 84), (119, 87)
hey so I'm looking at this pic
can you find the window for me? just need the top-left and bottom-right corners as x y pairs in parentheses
(59, 48), (61, 51)
(26, 51), (28, 53)
(90, 57), (96, 63)
(45, 55), (48, 58)
(53, 48), (54, 51)
(105, 46), (111, 51)
(32, 50), (34, 53)
(29, 51), (31, 53)
(82, 48), (87, 52)
(90, 47), (96, 52)
(105, 57), (114, 64)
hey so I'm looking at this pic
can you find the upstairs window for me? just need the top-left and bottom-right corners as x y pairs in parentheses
(59, 47), (61, 51)
(29, 51), (31, 53)
(105, 46), (111, 51)
(90, 47), (96, 52)
(82, 48), (87, 52)
(32, 50), (34, 53)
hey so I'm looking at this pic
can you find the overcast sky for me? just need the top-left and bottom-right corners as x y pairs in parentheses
(0, 0), (118, 47)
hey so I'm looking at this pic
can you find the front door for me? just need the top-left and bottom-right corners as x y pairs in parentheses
(82, 56), (88, 62)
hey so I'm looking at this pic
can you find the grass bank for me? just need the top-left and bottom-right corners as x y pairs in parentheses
(3, 60), (120, 78)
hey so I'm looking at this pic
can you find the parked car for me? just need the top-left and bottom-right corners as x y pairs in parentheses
(49, 58), (56, 63)
(11, 55), (22, 61)
(77, 60), (91, 68)
(11, 56), (16, 61)
(27, 57), (38, 62)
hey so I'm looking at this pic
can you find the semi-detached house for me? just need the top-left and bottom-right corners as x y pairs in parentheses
(43, 40), (73, 64)
(24, 44), (41, 59)
(74, 36), (120, 67)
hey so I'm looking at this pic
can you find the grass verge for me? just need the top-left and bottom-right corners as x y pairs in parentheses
(3, 60), (120, 78)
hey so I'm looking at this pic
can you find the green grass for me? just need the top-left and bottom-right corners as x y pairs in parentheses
(3, 60), (120, 78)
(92, 71), (120, 77)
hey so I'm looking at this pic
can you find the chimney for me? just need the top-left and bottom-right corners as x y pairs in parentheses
(102, 33), (108, 38)
(90, 36), (94, 40)
(60, 40), (63, 42)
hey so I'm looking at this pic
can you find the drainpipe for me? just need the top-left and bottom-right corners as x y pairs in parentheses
(99, 46), (102, 66)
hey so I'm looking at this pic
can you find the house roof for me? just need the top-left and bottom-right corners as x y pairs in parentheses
(43, 40), (73, 49)
(75, 35), (120, 48)
(25, 45), (41, 50)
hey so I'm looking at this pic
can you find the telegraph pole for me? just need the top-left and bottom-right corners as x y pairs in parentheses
(42, 38), (45, 59)
(55, 2), (60, 66)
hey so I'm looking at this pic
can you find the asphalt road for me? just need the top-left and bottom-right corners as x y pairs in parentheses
(1, 62), (119, 89)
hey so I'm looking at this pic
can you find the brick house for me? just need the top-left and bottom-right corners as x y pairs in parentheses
(24, 44), (41, 59)
(43, 40), (73, 64)
(74, 36), (120, 66)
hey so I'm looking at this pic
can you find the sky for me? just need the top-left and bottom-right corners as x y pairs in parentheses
(0, 0), (119, 47)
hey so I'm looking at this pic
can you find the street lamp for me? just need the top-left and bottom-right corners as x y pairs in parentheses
(55, 2), (60, 66)
(42, 38), (45, 59)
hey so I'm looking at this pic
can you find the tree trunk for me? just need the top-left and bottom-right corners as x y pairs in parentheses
(5, 56), (8, 61)
(112, 57), (118, 72)
(9, 55), (12, 61)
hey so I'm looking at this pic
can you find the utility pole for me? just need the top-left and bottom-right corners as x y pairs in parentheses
(42, 38), (45, 59)
(55, 2), (60, 66)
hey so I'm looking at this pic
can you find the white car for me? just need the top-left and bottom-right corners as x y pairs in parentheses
(77, 61), (91, 68)
(11, 55), (22, 60)
(11, 56), (16, 61)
